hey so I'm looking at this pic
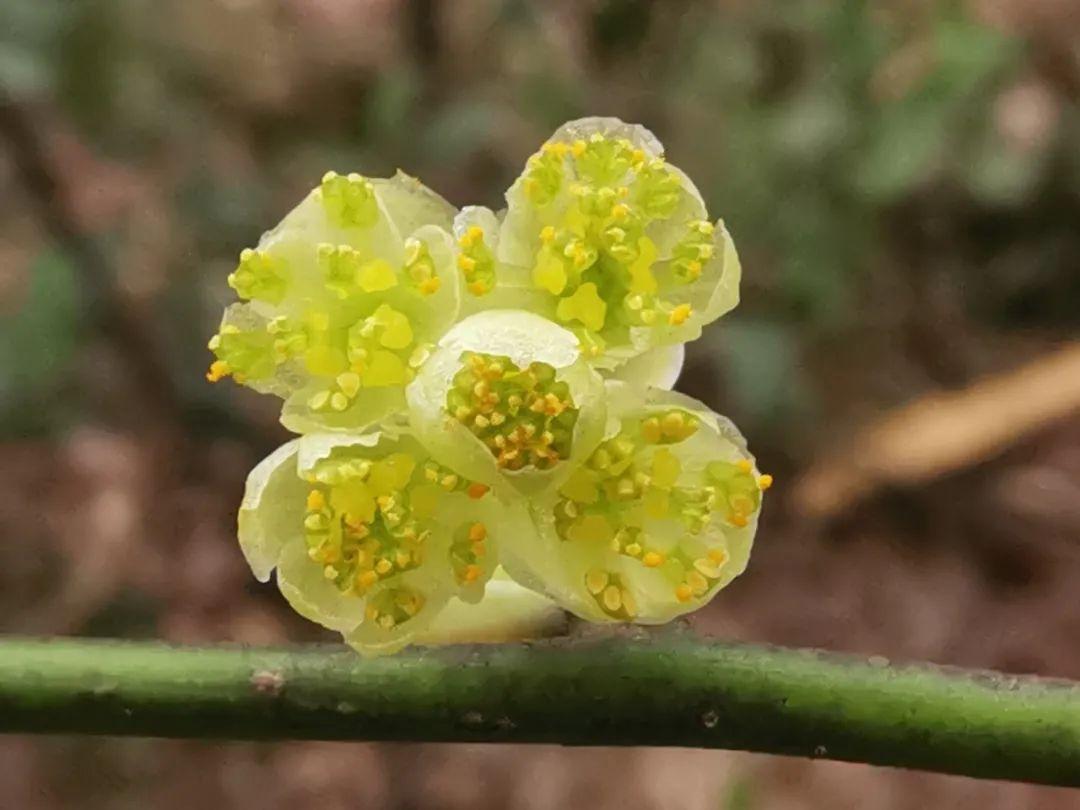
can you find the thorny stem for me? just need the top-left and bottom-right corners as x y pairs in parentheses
(1, 635), (1078, 786)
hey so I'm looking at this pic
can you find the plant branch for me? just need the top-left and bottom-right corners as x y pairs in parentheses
(1, 636), (1079, 786)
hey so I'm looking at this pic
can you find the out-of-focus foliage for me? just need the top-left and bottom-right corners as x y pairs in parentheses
(3, 0), (1076, 443)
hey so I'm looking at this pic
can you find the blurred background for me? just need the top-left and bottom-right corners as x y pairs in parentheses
(1, 0), (1079, 807)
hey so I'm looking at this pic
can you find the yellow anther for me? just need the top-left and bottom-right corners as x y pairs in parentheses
(306, 490), (326, 511)
(693, 558), (722, 579)
(468, 522), (487, 542)
(758, 474), (774, 490)
(641, 417), (662, 444)
(675, 583), (693, 602)
(463, 564), (482, 583)
(457, 254), (477, 272)
(418, 276), (441, 296)
(471, 541), (486, 557)
(687, 570), (709, 594)
(668, 304), (693, 326)
(661, 411), (687, 439)
(625, 542), (643, 557)
(359, 570), (379, 589)
(736, 459), (753, 474)
(585, 569), (609, 595)
(540, 225), (556, 243)
(642, 551), (665, 568)
(467, 482), (490, 500)
(731, 512), (749, 528)
(708, 548), (729, 565)
(440, 474), (459, 491)
(602, 585), (623, 613)
(611, 203), (630, 220)
(375, 559), (393, 575)
(330, 392), (349, 412)
(468, 281), (487, 296)
(466, 225), (483, 242)
(378, 614), (396, 629)
(336, 372), (361, 399)
(206, 360), (230, 383)
(571, 140), (587, 157)
(395, 550), (411, 568)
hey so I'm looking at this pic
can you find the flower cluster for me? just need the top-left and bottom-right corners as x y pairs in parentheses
(210, 117), (767, 655)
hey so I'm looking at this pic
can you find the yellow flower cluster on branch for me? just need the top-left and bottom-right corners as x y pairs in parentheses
(212, 118), (766, 655)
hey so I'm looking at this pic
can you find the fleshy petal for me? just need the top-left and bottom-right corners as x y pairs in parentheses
(276, 537), (368, 633)
(414, 568), (568, 645)
(607, 343), (685, 390)
(238, 439), (305, 582)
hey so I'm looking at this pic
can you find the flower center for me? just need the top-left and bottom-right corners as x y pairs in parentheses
(446, 351), (580, 471)
(301, 449), (489, 613)
(554, 409), (768, 615)
(519, 133), (712, 349)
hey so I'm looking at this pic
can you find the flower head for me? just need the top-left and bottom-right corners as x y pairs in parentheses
(406, 310), (607, 498)
(466, 117), (740, 370)
(208, 171), (461, 434)
(501, 383), (767, 624)
(220, 118), (765, 654)
(238, 431), (536, 655)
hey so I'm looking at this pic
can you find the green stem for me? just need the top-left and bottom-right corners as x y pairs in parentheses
(1, 635), (1078, 786)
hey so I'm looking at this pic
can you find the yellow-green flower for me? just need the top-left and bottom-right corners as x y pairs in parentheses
(501, 383), (768, 624)
(208, 171), (461, 434)
(406, 310), (607, 498)
(238, 431), (541, 655)
(461, 117), (741, 370)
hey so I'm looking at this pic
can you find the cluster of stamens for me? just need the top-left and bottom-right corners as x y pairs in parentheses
(364, 586), (426, 631)
(302, 453), (428, 599)
(318, 171), (379, 229)
(584, 569), (638, 619)
(456, 225), (496, 296)
(405, 237), (441, 296)
(206, 171), (455, 417)
(517, 133), (711, 346)
(553, 408), (770, 611)
(446, 352), (579, 471)
(450, 521), (488, 585)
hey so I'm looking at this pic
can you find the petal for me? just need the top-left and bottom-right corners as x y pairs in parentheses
(276, 538), (367, 633)
(414, 568), (568, 645)
(607, 343), (685, 390)
(238, 439), (305, 582)
(371, 170), (456, 235)
(547, 116), (665, 159)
